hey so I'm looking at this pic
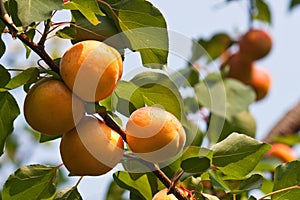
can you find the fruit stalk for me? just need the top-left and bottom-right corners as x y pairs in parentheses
(0, 0), (60, 74)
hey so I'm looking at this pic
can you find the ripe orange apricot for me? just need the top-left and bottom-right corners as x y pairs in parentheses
(266, 143), (297, 162)
(223, 53), (253, 84)
(60, 116), (124, 176)
(24, 78), (85, 136)
(60, 40), (122, 102)
(239, 29), (272, 61)
(152, 188), (178, 200)
(250, 66), (271, 101)
(126, 107), (186, 163)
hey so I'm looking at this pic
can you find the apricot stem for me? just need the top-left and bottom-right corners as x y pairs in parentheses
(0, 0), (60, 74)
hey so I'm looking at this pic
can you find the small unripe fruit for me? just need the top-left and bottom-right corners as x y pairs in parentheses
(60, 116), (124, 176)
(126, 107), (186, 163)
(266, 143), (297, 162)
(24, 78), (85, 136)
(250, 66), (271, 101)
(152, 188), (178, 200)
(60, 40), (122, 102)
(239, 29), (272, 61)
(223, 53), (253, 84)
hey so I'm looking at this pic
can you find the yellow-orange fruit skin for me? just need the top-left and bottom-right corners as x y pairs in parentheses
(60, 40), (122, 102)
(152, 189), (178, 200)
(60, 116), (124, 176)
(250, 66), (271, 101)
(24, 78), (85, 136)
(239, 29), (272, 61)
(266, 143), (297, 162)
(126, 107), (186, 163)
(223, 53), (253, 84)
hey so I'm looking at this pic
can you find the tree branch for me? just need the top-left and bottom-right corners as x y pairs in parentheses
(263, 100), (300, 143)
(0, 0), (59, 74)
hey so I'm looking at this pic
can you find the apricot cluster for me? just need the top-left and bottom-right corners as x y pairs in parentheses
(223, 29), (272, 101)
(23, 40), (186, 176)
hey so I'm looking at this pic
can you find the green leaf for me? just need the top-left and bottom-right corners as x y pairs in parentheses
(70, 10), (122, 46)
(202, 193), (220, 200)
(39, 134), (61, 143)
(289, 0), (300, 10)
(113, 81), (144, 117)
(194, 33), (233, 62)
(64, 0), (105, 26)
(131, 71), (184, 120)
(0, 92), (20, 156)
(56, 27), (76, 40)
(170, 66), (200, 87)
(105, 180), (126, 200)
(208, 170), (231, 192)
(254, 0), (271, 24)
(180, 146), (212, 173)
(0, 65), (11, 87)
(212, 133), (271, 178)
(108, 0), (168, 68)
(273, 134), (300, 146)
(113, 171), (152, 200)
(2, 164), (59, 199)
(182, 176), (202, 191)
(272, 160), (300, 199)
(0, 36), (5, 58)
(195, 75), (255, 120)
(14, 0), (63, 27)
(54, 187), (82, 200)
(3, 68), (39, 91)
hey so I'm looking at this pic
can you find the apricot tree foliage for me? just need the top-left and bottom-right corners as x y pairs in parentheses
(0, 0), (300, 200)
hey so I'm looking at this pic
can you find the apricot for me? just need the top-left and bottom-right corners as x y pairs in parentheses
(60, 116), (124, 176)
(125, 107), (186, 163)
(60, 40), (122, 102)
(266, 143), (297, 162)
(152, 188), (178, 200)
(223, 53), (253, 84)
(250, 66), (271, 101)
(239, 29), (272, 61)
(23, 78), (85, 136)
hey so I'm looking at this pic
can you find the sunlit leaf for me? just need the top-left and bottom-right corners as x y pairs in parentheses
(212, 133), (270, 178)
(14, 0), (63, 27)
(54, 187), (82, 200)
(131, 71), (184, 120)
(64, 0), (105, 26)
(113, 171), (153, 200)
(105, 180), (126, 200)
(2, 164), (59, 199)
(272, 160), (300, 199)
(0, 92), (20, 156)
(56, 27), (76, 40)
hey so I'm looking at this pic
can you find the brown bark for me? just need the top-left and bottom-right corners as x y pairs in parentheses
(263, 100), (300, 143)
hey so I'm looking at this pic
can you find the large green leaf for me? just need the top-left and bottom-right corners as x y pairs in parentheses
(180, 146), (212, 173)
(0, 92), (20, 156)
(212, 133), (270, 178)
(131, 71), (184, 120)
(113, 171), (153, 200)
(289, 0), (300, 10)
(195, 75), (255, 120)
(106, 0), (168, 68)
(0, 65), (11, 87)
(272, 161), (300, 199)
(14, 0), (63, 27)
(2, 164), (59, 199)
(1, 67), (39, 91)
(54, 187), (82, 200)
(64, 0), (105, 26)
